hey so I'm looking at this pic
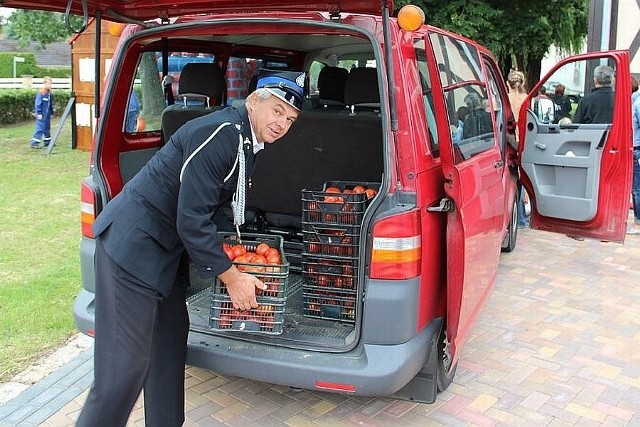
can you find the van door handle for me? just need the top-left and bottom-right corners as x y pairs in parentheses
(427, 198), (454, 212)
(494, 159), (504, 168)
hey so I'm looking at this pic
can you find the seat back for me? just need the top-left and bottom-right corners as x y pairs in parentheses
(246, 109), (384, 227)
(316, 66), (348, 109)
(344, 67), (380, 111)
(161, 62), (225, 141)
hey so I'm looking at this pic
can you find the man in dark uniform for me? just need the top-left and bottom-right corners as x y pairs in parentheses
(572, 65), (615, 124)
(76, 69), (305, 427)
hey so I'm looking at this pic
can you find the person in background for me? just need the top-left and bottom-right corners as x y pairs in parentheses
(572, 65), (615, 124)
(551, 83), (572, 123)
(30, 76), (54, 149)
(450, 105), (468, 143)
(506, 69), (530, 228)
(628, 76), (640, 235)
(462, 92), (492, 138)
(125, 90), (140, 133)
(76, 70), (305, 426)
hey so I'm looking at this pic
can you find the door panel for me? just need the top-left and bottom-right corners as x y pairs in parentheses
(521, 114), (608, 221)
(424, 29), (506, 366)
(520, 51), (632, 242)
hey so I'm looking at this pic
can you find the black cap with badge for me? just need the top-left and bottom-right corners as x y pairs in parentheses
(255, 69), (305, 111)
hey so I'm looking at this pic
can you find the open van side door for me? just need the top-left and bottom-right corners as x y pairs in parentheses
(423, 28), (509, 368)
(519, 51), (632, 243)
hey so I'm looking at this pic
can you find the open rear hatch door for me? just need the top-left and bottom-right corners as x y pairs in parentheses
(1, 0), (386, 21)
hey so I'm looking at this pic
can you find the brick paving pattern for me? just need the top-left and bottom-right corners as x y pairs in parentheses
(2, 225), (640, 426)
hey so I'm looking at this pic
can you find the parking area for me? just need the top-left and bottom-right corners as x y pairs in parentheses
(4, 225), (640, 426)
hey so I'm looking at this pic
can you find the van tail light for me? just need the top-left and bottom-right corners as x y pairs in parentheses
(81, 181), (96, 238)
(370, 209), (421, 280)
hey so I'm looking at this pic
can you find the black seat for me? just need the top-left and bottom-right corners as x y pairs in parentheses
(161, 62), (226, 141)
(344, 67), (380, 111)
(316, 66), (348, 109)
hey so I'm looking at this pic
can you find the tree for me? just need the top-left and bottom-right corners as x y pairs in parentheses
(5, 10), (85, 49)
(395, 0), (589, 89)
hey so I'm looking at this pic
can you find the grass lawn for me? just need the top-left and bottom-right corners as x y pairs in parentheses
(0, 118), (90, 382)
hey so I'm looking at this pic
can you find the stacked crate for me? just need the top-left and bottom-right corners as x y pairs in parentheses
(210, 233), (289, 334)
(301, 181), (377, 323)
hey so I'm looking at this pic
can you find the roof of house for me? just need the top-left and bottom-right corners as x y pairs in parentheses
(0, 39), (71, 68)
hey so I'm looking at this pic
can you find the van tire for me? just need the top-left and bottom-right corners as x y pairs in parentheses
(501, 189), (519, 253)
(436, 324), (456, 392)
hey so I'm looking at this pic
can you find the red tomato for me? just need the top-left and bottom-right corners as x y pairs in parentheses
(231, 245), (246, 259)
(352, 185), (366, 194)
(266, 253), (281, 264)
(223, 245), (235, 260)
(253, 254), (267, 264)
(265, 247), (279, 258)
(256, 243), (270, 256)
(365, 188), (377, 199)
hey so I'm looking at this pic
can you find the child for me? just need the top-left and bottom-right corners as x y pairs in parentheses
(30, 76), (54, 149)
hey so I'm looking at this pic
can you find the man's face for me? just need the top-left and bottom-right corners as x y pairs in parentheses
(247, 93), (299, 143)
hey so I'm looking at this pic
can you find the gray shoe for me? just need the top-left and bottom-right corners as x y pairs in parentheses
(626, 226), (640, 235)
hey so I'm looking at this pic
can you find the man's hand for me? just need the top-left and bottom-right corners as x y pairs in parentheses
(36, 114), (43, 120)
(218, 265), (266, 310)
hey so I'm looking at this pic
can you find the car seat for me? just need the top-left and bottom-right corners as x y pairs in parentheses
(161, 62), (226, 142)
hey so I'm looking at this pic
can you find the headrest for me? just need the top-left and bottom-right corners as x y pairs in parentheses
(256, 69), (306, 111)
(344, 67), (379, 106)
(318, 66), (348, 103)
(178, 62), (225, 104)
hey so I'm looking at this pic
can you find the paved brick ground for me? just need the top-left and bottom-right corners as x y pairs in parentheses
(2, 225), (640, 426)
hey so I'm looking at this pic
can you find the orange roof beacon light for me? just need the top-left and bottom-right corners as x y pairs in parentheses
(397, 5), (425, 32)
(107, 21), (126, 37)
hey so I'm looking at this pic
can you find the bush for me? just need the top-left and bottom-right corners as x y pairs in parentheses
(0, 52), (71, 78)
(0, 88), (72, 124)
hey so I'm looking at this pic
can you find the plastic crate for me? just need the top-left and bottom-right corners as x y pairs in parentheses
(301, 254), (358, 290)
(302, 223), (359, 257)
(216, 232), (289, 298)
(303, 288), (356, 323)
(210, 294), (284, 334)
(301, 181), (379, 225)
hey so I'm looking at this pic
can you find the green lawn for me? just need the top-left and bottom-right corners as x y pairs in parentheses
(0, 118), (90, 382)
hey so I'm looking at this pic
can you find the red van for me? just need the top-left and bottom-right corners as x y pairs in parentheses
(6, 0), (632, 402)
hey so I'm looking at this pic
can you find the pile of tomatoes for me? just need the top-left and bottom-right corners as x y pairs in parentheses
(223, 241), (283, 267)
(323, 184), (378, 203)
(216, 300), (281, 332)
(220, 240), (286, 297)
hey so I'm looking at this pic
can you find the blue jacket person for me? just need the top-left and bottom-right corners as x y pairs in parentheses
(76, 70), (304, 427)
(30, 76), (54, 149)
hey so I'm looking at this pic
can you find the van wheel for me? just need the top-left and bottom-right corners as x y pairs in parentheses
(501, 190), (518, 253)
(436, 324), (456, 392)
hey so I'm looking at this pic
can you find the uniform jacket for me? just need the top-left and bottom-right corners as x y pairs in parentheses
(572, 87), (614, 124)
(93, 105), (257, 297)
(35, 88), (54, 119)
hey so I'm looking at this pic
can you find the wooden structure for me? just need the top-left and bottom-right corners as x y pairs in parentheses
(69, 19), (121, 151)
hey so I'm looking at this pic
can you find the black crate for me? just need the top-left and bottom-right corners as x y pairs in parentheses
(302, 223), (359, 257)
(301, 254), (358, 290)
(301, 181), (379, 226)
(302, 191), (366, 225)
(322, 181), (380, 193)
(216, 232), (289, 298)
(303, 289), (356, 323)
(210, 294), (284, 334)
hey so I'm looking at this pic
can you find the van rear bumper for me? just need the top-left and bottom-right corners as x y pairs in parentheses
(186, 319), (440, 396)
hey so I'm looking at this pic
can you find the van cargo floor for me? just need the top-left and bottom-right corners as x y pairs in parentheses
(186, 278), (356, 349)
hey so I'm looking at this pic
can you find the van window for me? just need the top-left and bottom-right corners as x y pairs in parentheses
(429, 33), (496, 163)
(413, 41), (439, 156)
(484, 60), (506, 155)
(126, 51), (169, 134)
